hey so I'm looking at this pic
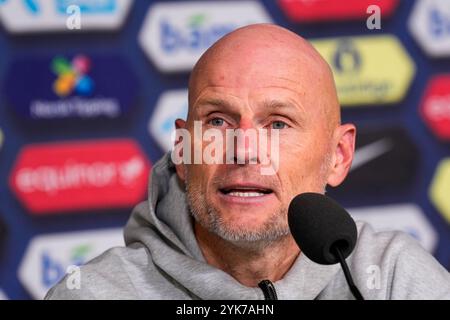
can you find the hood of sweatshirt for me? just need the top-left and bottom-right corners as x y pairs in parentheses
(123, 152), (341, 300)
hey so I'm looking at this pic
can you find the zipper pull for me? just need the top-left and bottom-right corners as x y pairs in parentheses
(258, 280), (278, 300)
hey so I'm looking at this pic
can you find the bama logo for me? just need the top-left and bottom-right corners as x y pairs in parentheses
(409, 0), (450, 58)
(311, 35), (415, 106)
(349, 204), (438, 253)
(9, 139), (151, 214)
(278, 0), (398, 22)
(148, 89), (188, 152)
(18, 228), (123, 299)
(0, 0), (133, 33)
(139, 1), (272, 72)
(4, 54), (138, 120)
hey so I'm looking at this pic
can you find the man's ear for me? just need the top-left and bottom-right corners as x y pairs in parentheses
(327, 123), (356, 187)
(174, 118), (187, 182)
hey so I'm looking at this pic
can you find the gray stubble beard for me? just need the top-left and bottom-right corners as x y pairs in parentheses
(184, 150), (330, 251)
(185, 173), (290, 251)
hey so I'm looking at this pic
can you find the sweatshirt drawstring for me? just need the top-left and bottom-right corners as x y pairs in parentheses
(258, 280), (278, 300)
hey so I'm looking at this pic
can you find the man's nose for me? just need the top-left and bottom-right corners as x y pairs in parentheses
(228, 125), (260, 165)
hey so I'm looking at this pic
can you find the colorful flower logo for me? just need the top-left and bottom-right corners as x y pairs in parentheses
(51, 55), (94, 98)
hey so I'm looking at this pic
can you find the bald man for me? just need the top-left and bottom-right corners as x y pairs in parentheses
(46, 24), (450, 300)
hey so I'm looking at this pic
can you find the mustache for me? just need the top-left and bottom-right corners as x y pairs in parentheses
(210, 166), (280, 191)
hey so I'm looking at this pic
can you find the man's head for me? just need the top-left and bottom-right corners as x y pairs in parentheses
(174, 24), (356, 249)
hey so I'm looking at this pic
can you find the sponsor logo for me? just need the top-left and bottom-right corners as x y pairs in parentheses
(18, 228), (123, 299)
(420, 74), (450, 141)
(138, 1), (272, 72)
(311, 35), (415, 106)
(149, 89), (188, 152)
(349, 204), (438, 252)
(9, 139), (151, 214)
(52, 55), (94, 98)
(55, 0), (115, 14)
(327, 127), (419, 198)
(351, 138), (393, 172)
(409, 0), (450, 57)
(277, 0), (398, 22)
(4, 54), (138, 120)
(430, 158), (450, 224)
(0, 0), (132, 33)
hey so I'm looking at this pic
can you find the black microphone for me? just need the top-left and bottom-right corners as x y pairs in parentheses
(288, 192), (364, 300)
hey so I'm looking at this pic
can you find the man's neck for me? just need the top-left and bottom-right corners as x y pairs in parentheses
(194, 223), (301, 287)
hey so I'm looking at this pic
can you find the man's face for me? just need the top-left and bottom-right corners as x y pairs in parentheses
(177, 40), (338, 247)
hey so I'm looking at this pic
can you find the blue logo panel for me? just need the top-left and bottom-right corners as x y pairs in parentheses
(4, 54), (138, 120)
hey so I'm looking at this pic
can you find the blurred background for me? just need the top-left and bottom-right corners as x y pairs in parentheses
(0, 0), (449, 300)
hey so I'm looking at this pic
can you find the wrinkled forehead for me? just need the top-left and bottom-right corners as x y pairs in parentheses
(190, 49), (322, 101)
(189, 50), (336, 119)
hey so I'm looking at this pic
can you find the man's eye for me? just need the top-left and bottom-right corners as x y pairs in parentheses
(271, 121), (288, 129)
(209, 118), (225, 126)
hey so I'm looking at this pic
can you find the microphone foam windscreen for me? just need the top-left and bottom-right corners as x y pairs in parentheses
(288, 192), (357, 265)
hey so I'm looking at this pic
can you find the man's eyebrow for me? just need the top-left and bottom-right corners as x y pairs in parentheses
(197, 98), (302, 109)
(261, 99), (307, 125)
(192, 98), (306, 121)
(262, 99), (305, 113)
(194, 98), (235, 112)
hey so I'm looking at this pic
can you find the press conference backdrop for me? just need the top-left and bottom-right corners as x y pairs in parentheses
(0, 0), (449, 300)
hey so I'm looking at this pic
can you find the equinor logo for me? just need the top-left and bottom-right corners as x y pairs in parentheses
(9, 139), (151, 214)
(139, 1), (272, 72)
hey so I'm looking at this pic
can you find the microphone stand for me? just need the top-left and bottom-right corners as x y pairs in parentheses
(331, 244), (365, 300)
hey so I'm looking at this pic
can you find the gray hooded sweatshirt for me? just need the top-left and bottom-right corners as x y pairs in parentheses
(45, 153), (450, 300)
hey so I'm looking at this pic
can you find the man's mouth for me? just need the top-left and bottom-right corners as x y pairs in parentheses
(219, 186), (273, 198)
